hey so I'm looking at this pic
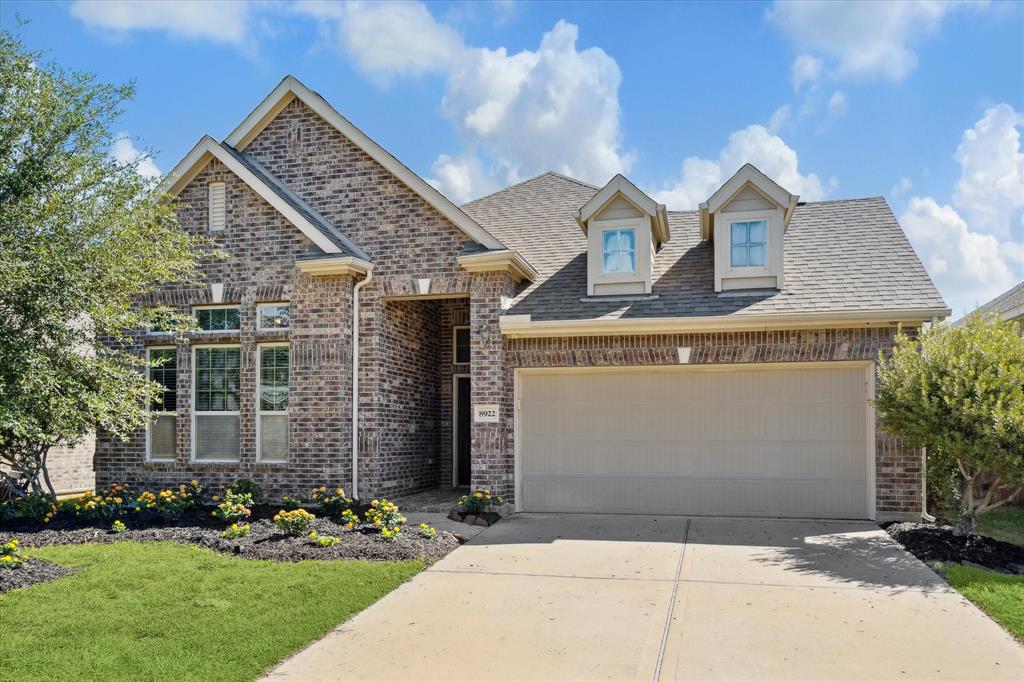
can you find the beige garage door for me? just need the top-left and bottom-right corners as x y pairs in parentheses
(518, 365), (871, 519)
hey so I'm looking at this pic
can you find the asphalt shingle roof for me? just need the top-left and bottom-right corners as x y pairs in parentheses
(971, 281), (1024, 320)
(462, 172), (948, 322)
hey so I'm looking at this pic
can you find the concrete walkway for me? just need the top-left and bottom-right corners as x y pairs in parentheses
(264, 514), (1024, 681)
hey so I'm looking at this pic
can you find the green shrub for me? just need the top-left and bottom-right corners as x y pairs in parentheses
(211, 490), (253, 523)
(65, 483), (133, 521)
(458, 489), (503, 515)
(136, 480), (202, 521)
(15, 491), (58, 524)
(221, 523), (251, 539)
(310, 486), (352, 519)
(309, 530), (338, 547)
(281, 495), (303, 511)
(273, 509), (314, 537)
(365, 499), (405, 542)
(229, 479), (262, 504)
(418, 523), (437, 539)
(0, 538), (24, 569)
(340, 508), (360, 530)
(111, 520), (127, 534)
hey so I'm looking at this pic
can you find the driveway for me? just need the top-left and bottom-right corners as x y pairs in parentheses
(264, 514), (1024, 681)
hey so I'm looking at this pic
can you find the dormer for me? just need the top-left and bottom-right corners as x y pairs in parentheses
(577, 174), (670, 296)
(699, 164), (798, 293)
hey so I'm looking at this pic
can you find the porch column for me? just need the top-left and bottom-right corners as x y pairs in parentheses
(469, 272), (516, 499)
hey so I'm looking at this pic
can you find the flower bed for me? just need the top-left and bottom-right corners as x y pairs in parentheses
(0, 558), (76, 594)
(885, 522), (1024, 574)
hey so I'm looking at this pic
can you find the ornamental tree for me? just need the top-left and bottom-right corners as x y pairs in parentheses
(0, 31), (209, 496)
(874, 314), (1024, 534)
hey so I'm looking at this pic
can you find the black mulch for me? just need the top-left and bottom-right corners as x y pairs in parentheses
(0, 516), (460, 564)
(0, 558), (76, 594)
(885, 522), (1024, 574)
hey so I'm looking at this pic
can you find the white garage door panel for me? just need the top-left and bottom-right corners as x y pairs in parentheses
(519, 366), (870, 519)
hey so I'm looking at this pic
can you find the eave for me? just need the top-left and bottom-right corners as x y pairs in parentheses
(457, 249), (539, 284)
(296, 256), (372, 277)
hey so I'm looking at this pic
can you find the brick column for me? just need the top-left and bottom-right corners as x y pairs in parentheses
(469, 272), (516, 498)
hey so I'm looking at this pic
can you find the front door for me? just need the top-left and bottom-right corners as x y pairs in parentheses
(456, 376), (471, 486)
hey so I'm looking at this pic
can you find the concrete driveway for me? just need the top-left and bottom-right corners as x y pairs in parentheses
(265, 514), (1024, 681)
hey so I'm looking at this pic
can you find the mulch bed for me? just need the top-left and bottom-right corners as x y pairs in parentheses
(0, 514), (461, 564)
(885, 522), (1024, 575)
(0, 558), (76, 594)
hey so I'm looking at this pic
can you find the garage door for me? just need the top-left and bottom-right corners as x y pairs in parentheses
(518, 365), (871, 519)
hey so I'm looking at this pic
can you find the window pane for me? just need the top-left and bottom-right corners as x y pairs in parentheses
(259, 347), (289, 411)
(195, 348), (240, 413)
(195, 415), (239, 461)
(150, 415), (176, 460)
(748, 244), (766, 267)
(748, 220), (766, 244)
(621, 229), (635, 251)
(149, 349), (177, 412)
(260, 415), (288, 462)
(258, 304), (290, 329)
(731, 222), (748, 244)
(196, 307), (240, 331)
(731, 245), (748, 267)
(603, 251), (618, 273)
(602, 230), (617, 253)
(454, 328), (470, 364)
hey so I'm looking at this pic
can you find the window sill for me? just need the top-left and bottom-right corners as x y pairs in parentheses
(579, 294), (660, 303)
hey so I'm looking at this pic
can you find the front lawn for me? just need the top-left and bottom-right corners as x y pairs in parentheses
(0, 542), (422, 681)
(976, 506), (1024, 547)
(945, 565), (1024, 642)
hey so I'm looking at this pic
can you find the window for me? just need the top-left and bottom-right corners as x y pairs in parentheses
(147, 348), (177, 461)
(453, 326), (470, 364)
(258, 345), (289, 462)
(730, 220), (767, 268)
(208, 182), (225, 231)
(193, 346), (240, 461)
(602, 228), (636, 274)
(257, 303), (290, 330)
(195, 306), (240, 332)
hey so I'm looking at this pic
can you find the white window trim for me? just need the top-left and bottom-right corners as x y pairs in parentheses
(452, 325), (470, 364)
(145, 346), (178, 462)
(256, 342), (289, 463)
(721, 209), (775, 279)
(600, 227), (638, 275)
(256, 302), (291, 331)
(191, 343), (242, 464)
(193, 303), (242, 333)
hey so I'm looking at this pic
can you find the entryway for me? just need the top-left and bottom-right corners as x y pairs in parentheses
(454, 374), (471, 486)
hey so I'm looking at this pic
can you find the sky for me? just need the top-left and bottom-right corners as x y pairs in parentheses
(3, 0), (1023, 318)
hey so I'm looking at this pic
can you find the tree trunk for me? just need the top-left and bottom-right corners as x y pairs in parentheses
(955, 466), (977, 536)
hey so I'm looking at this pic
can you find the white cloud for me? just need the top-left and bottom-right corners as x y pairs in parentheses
(890, 176), (912, 197)
(70, 0), (253, 45)
(654, 125), (834, 210)
(791, 54), (822, 89)
(827, 91), (847, 117)
(110, 134), (161, 179)
(952, 103), (1024, 239)
(768, 1), (984, 82)
(768, 105), (791, 134)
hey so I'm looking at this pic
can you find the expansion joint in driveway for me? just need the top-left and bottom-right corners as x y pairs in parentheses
(653, 518), (690, 682)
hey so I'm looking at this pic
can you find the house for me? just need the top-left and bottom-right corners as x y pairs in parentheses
(94, 76), (950, 521)
(963, 281), (1024, 328)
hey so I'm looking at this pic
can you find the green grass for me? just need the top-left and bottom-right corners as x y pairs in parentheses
(945, 565), (1024, 642)
(976, 506), (1024, 546)
(0, 542), (422, 681)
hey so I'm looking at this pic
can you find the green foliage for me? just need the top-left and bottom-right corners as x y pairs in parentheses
(365, 499), (405, 542)
(310, 485), (352, 519)
(135, 481), (203, 522)
(0, 31), (212, 496)
(0, 542), (422, 680)
(308, 530), (338, 548)
(1, 538), (24, 569)
(64, 483), (133, 521)
(458, 489), (503, 514)
(221, 523), (251, 539)
(975, 506), (1024, 547)
(212, 489), (253, 523)
(273, 509), (314, 537)
(875, 315), (1024, 530)
(280, 495), (303, 511)
(14, 491), (58, 524)
(110, 520), (127, 534)
(229, 480), (262, 504)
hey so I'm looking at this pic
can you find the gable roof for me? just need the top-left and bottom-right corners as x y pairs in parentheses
(461, 172), (950, 332)
(159, 136), (358, 256)
(700, 163), (799, 240)
(968, 281), (1024, 322)
(577, 174), (670, 245)
(224, 75), (507, 252)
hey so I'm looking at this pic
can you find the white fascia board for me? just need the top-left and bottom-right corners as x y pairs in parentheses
(499, 308), (952, 338)
(296, 256), (372, 277)
(159, 136), (341, 255)
(457, 249), (539, 283)
(705, 164), (794, 215)
(578, 174), (671, 244)
(224, 75), (506, 251)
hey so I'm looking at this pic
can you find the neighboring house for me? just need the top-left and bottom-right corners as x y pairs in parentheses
(94, 76), (949, 521)
(961, 281), (1024, 328)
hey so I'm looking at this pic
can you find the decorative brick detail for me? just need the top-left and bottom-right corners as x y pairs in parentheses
(503, 327), (923, 517)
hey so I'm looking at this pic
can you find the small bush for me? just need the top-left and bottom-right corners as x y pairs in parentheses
(273, 509), (314, 537)
(365, 499), (405, 542)
(0, 539), (24, 569)
(418, 523), (437, 539)
(458, 489), (503, 515)
(111, 520), (127, 534)
(65, 483), (133, 521)
(281, 495), (303, 511)
(311, 486), (352, 519)
(212, 490), (253, 523)
(221, 523), (251, 539)
(229, 479), (262, 503)
(340, 508), (360, 530)
(308, 530), (338, 548)
(14, 491), (57, 524)
(136, 480), (202, 521)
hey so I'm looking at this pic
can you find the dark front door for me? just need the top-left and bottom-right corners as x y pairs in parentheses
(456, 376), (471, 486)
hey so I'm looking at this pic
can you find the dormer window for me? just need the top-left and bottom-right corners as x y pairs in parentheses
(730, 220), (767, 268)
(602, 229), (636, 274)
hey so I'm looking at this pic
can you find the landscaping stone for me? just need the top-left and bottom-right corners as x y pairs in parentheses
(447, 509), (462, 522)
(462, 514), (477, 526)
(0, 558), (75, 594)
(885, 522), (1024, 574)
(474, 517), (489, 527)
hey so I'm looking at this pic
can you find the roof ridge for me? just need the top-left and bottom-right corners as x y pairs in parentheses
(462, 171), (598, 207)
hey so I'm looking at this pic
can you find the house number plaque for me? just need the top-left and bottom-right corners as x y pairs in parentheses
(474, 404), (499, 423)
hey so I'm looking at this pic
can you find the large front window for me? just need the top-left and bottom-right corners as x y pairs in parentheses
(193, 347), (240, 461)
(602, 228), (636, 274)
(730, 220), (767, 267)
(258, 345), (289, 462)
(147, 348), (177, 461)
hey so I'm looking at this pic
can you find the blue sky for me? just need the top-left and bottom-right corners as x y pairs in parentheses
(4, 1), (1022, 317)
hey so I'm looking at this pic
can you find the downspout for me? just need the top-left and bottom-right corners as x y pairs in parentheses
(351, 267), (373, 501)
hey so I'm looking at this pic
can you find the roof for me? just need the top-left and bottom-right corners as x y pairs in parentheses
(461, 172), (949, 323)
(967, 281), (1024, 322)
(224, 75), (509, 252)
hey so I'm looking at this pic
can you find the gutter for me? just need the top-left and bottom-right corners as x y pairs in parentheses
(351, 266), (374, 501)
